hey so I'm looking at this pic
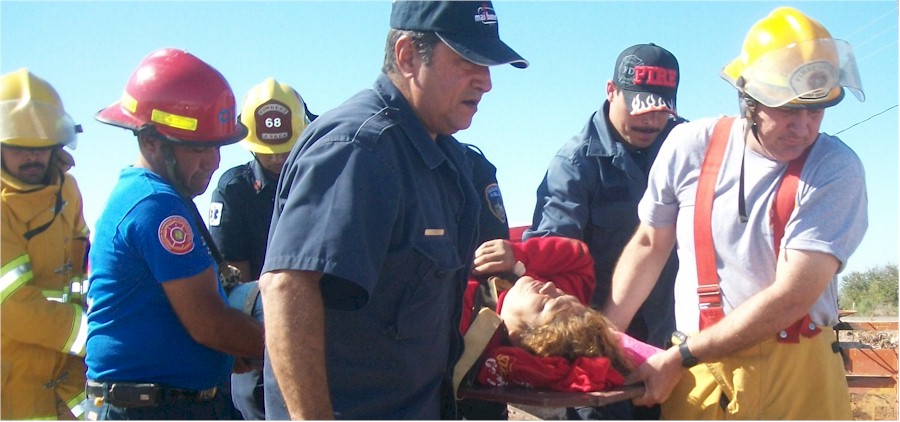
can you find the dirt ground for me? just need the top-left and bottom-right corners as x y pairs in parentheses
(850, 390), (898, 421)
(840, 329), (899, 420)
(507, 405), (563, 420)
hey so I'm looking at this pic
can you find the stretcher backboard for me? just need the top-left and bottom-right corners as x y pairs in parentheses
(457, 384), (645, 407)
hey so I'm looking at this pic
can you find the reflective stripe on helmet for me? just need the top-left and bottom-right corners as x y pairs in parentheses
(151, 108), (199, 132)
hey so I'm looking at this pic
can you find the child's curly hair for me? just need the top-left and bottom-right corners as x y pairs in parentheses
(516, 306), (633, 374)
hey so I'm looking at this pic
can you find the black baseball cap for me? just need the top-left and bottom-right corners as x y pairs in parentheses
(613, 43), (679, 115)
(390, 0), (528, 69)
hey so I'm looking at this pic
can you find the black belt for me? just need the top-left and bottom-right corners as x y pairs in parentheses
(86, 380), (217, 408)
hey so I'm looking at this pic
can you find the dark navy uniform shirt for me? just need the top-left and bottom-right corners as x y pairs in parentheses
(463, 144), (509, 244)
(209, 159), (276, 281)
(457, 144), (510, 420)
(262, 74), (480, 420)
(524, 101), (683, 348)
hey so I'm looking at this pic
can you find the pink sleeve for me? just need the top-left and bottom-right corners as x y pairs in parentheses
(615, 331), (663, 366)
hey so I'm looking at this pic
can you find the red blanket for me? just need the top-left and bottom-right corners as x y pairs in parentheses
(461, 237), (661, 392)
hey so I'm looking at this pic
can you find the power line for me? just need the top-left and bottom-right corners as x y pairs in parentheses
(842, 5), (897, 65)
(857, 38), (899, 64)
(834, 104), (899, 136)
(843, 5), (898, 43)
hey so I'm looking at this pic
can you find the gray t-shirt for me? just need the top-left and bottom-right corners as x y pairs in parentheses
(639, 116), (868, 332)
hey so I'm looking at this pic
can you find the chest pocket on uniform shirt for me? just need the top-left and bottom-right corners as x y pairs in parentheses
(390, 236), (463, 340)
(589, 200), (639, 229)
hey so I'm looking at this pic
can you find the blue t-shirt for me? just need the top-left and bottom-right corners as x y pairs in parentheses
(86, 167), (232, 390)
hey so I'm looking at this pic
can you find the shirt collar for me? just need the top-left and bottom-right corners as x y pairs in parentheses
(373, 74), (451, 170)
(585, 101), (624, 158)
(249, 158), (277, 191)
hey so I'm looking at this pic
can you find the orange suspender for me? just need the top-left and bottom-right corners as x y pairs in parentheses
(693, 117), (811, 332)
(694, 117), (733, 329)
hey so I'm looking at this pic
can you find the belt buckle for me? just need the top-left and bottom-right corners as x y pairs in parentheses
(106, 383), (160, 408)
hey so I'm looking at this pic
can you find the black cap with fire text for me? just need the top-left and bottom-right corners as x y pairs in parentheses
(613, 43), (679, 115)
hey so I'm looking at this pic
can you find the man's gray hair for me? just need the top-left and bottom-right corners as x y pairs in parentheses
(382, 29), (440, 75)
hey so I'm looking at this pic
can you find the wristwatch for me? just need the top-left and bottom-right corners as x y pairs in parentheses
(671, 330), (699, 368)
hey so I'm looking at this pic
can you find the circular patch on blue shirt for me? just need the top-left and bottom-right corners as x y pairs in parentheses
(158, 215), (195, 255)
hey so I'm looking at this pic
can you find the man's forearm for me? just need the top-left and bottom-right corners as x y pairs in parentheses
(209, 308), (264, 358)
(604, 224), (675, 330)
(260, 270), (334, 419)
(687, 249), (839, 362)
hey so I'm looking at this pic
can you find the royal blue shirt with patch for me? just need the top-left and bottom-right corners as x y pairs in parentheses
(262, 74), (480, 420)
(86, 167), (232, 390)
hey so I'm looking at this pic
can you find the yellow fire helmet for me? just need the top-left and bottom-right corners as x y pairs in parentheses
(239, 78), (309, 154)
(721, 6), (864, 109)
(0, 68), (80, 149)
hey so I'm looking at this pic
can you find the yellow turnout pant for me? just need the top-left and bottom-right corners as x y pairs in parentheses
(661, 328), (850, 420)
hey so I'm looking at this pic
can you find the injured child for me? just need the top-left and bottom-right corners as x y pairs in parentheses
(459, 236), (661, 393)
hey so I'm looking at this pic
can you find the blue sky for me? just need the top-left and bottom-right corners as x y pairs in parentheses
(2, 0), (897, 278)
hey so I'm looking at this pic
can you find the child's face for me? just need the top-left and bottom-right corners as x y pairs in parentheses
(500, 276), (584, 337)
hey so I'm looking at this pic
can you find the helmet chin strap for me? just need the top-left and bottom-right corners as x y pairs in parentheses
(736, 79), (758, 223)
(160, 143), (194, 200)
(736, 77), (777, 159)
(743, 99), (779, 161)
(737, 128), (750, 223)
(140, 125), (194, 199)
(736, 94), (795, 223)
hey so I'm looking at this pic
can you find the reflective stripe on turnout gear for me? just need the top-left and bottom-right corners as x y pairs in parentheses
(66, 390), (87, 419)
(63, 303), (88, 356)
(1, 254), (32, 304)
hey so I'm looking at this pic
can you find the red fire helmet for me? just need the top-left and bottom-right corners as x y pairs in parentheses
(96, 48), (247, 146)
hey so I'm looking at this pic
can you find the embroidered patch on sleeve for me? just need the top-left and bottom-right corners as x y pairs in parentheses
(209, 202), (224, 227)
(485, 183), (507, 224)
(158, 215), (194, 255)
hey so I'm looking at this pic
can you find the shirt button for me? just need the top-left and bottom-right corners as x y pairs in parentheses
(779, 330), (788, 339)
(435, 270), (446, 278)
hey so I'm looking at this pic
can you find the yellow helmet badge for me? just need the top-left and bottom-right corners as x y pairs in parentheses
(239, 78), (308, 154)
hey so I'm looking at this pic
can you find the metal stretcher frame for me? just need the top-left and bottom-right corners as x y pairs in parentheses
(457, 384), (645, 407)
(453, 301), (647, 408)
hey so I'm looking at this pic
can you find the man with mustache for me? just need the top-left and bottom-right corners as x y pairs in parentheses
(523, 43), (682, 419)
(259, 1), (527, 419)
(606, 7), (866, 419)
(1, 68), (89, 420)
